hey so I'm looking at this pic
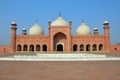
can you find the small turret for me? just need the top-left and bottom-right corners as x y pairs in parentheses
(22, 27), (27, 35)
(93, 27), (99, 35)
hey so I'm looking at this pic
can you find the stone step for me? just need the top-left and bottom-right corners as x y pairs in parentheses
(14, 53), (106, 58)
(0, 53), (120, 61)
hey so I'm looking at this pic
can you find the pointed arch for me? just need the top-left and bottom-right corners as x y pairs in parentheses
(57, 44), (63, 51)
(17, 44), (22, 51)
(42, 44), (47, 51)
(73, 44), (77, 51)
(29, 44), (34, 51)
(93, 44), (97, 51)
(99, 44), (103, 51)
(80, 44), (84, 51)
(23, 44), (28, 51)
(114, 48), (117, 52)
(36, 44), (40, 51)
(54, 32), (66, 51)
(86, 44), (90, 51)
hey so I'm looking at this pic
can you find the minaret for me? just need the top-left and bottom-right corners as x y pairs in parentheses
(48, 20), (51, 52)
(10, 22), (17, 53)
(103, 20), (110, 52)
(103, 20), (110, 36)
(48, 20), (51, 36)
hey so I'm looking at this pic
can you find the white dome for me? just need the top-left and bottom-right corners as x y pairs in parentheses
(76, 22), (91, 35)
(29, 22), (44, 35)
(94, 27), (98, 30)
(51, 16), (69, 26)
(22, 27), (26, 30)
(11, 21), (16, 24)
(104, 20), (109, 24)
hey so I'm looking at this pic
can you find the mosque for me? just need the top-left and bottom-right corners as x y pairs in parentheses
(0, 14), (120, 53)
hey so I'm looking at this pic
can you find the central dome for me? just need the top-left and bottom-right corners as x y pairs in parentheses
(51, 15), (69, 26)
(76, 21), (91, 35)
(29, 22), (44, 35)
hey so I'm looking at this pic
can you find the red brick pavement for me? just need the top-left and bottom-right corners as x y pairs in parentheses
(0, 61), (120, 80)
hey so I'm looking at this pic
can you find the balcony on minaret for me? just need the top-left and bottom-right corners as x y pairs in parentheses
(11, 21), (17, 27)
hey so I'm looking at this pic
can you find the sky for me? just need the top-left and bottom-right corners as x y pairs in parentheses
(0, 0), (120, 45)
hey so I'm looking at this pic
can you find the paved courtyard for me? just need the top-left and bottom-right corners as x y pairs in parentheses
(0, 61), (120, 80)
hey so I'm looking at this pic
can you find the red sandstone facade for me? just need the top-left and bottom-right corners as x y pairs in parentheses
(0, 17), (120, 54)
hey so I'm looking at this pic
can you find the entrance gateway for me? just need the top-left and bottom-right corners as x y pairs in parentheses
(57, 43), (63, 51)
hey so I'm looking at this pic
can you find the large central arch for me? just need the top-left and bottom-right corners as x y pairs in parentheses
(54, 32), (67, 51)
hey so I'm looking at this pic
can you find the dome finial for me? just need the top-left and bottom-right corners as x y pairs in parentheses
(59, 12), (61, 17)
(82, 19), (84, 23)
(36, 19), (38, 23)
